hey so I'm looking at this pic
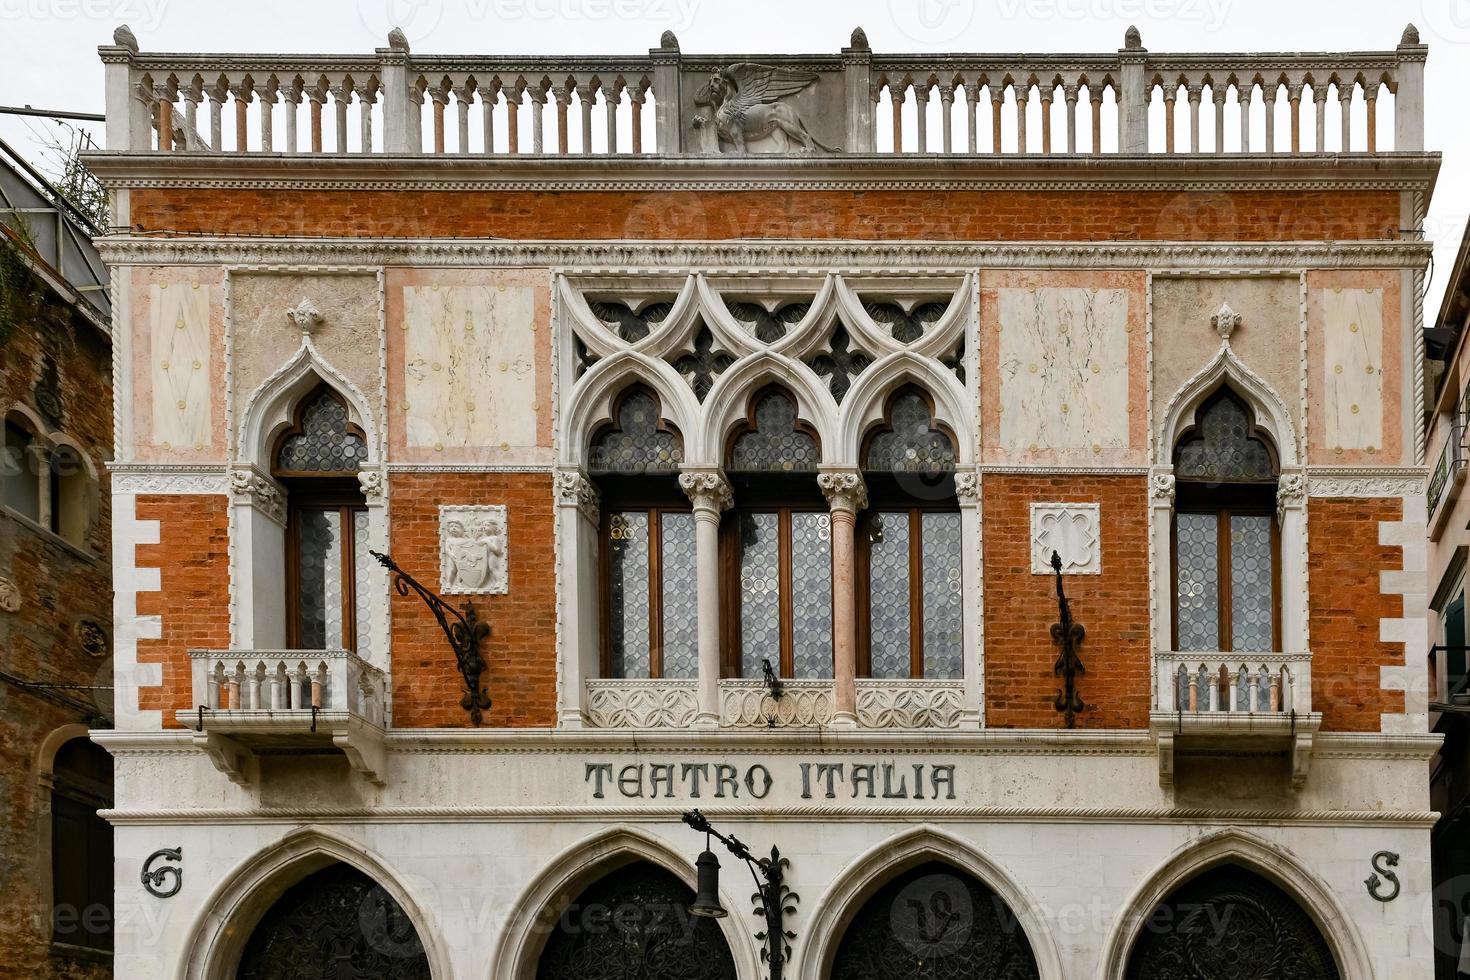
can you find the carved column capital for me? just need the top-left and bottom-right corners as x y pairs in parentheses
(229, 468), (286, 525)
(953, 471), (980, 502)
(1150, 470), (1176, 506)
(818, 471), (868, 513)
(679, 470), (733, 513)
(1276, 471), (1307, 523)
(556, 470), (600, 524)
(357, 468), (386, 501)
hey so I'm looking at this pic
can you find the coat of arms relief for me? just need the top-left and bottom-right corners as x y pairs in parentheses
(692, 63), (840, 153)
(440, 505), (508, 595)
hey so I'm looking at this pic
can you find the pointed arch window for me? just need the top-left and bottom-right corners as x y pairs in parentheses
(1172, 389), (1281, 653)
(591, 387), (695, 679)
(858, 388), (962, 680)
(273, 385), (371, 654)
(721, 387), (830, 679)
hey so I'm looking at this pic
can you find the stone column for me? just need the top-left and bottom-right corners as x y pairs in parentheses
(1395, 25), (1426, 152)
(842, 27), (873, 153)
(819, 470), (867, 728)
(955, 471), (983, 726)
(101, 27), (141, 152)
(680, 470), (733, 727)
(651, 31), (683, 154)
(1149, 468), (1176, 658)
(1276, 470), (1308, 654)
(1117, 26), (1149, 154)
(229, 467), (288, 649)
(555, 470), (601, 728)
(377, 29), (416, 154)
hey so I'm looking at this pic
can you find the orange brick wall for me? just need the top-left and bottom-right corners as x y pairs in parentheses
(134, 495), (231, 724)
(128, 188), (1400, 242)
(389, 473), (557, 728)
(1308, 497), (1406, 731)
(982, 475), (1151, 728)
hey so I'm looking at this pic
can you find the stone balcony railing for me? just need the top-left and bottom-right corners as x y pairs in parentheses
(177, 649), (387, 785)
(584, 677), (965, 730)
(99, 23), (1425, 159)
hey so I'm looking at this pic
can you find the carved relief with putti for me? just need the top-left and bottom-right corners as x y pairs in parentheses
(440, 505), (508, 595)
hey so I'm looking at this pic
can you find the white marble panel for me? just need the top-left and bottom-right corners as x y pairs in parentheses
(149, 281), (212, 450)
(402, 284), (538, 453)
(1321, 288), (1384, 453)
(997, 287), (1130, 454)
(1030, 502), (1101, 574)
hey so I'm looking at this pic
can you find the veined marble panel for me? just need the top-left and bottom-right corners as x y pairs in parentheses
(387, 270), (554, 465)
(1321, 289), (1384, 454)
(983, 273), (1145, 466)
(130, 268), (224, 462)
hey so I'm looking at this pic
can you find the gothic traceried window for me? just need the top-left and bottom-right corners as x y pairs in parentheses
(728, 389), (819, 473)
(807, 324), (873, 404)
(863, 299), (950, 343)
(1172, 389), (1280, 654)
(588, 388), (683, 475)
(274, 387), (367, 474)
(726, 299), (810, 343)
(859, 388), (962, 679)
(588, 299), (672, 343)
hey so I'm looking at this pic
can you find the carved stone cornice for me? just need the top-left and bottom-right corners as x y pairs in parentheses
(1307, 467), (1426, 499)
(109, 465), (229, 496)
(556, 470), (600, 523)
(94, 237), (1434, 273)
(678, 470), (733, 512)
(817, 471), (868, 512)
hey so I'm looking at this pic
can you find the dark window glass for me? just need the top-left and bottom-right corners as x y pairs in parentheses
(604, 507), (697, 679)
(1174, 390), (1276, 482)
(728, 391), (819, 473)
(275, 388), (367, 474)
(3, 421), (40, 521)
(50, 738), (113, 953)
(864, 390), (957, 473)
(588, 389), (682, 475)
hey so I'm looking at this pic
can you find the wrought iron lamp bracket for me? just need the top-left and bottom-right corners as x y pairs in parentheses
(1049, 550), (1088, 728)
(141, 846), (183, 898)
(371, 550), (492, 725)
(682, 809), (794, 980)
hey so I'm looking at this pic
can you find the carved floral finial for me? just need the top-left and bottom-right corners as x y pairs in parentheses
(113, 24), (138, 51)
(286, 298), (324, 334)
(387, 27), (410, 52)
(1211, 302), (1241, 342)
(1401, 23), (1420, 45)
(1124, 25), (1143, 49)
(850, 26), (869, 50)
(660, 30), (679, 51)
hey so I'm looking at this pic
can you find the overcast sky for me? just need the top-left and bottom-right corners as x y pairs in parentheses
(1, 0), (1464, 318)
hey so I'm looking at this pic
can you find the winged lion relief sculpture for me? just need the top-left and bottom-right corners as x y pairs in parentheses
(692, 63), (841, 154)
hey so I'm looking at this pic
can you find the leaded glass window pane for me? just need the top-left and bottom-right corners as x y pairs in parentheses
(1174, 392), (1276, 482)
(922, 512), (964, 679)
(588, 390), (682, 474)
(352, 510), (373, 658)
(728, 392), (820, 472)
(864, 391), (957, 473)
(867, 512), (911, 679)
(297, 509), (343, 649)
(275, 390), (366, 473)
(607, 512), (651, 678)
(1230, 514), (1274, 652)
(1176, 513), (1220, 651)
(739, 513), (782, 678)
(791, 512), (833, 679)
(660, 512), (698, 679)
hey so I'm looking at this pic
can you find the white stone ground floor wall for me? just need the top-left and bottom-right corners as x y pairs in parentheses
(96, 730), (1440, 980)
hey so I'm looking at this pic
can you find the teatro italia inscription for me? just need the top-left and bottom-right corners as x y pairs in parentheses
(585, 761), (957, 801)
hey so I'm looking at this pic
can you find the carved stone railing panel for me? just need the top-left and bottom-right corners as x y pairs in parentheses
(101, 26), (1424, 156)
(1154, 651), (1311, 715)
(585, 679), (698, 729)
(721, 679), (835, 728)
(189, 648), (386, 727)
(855, 680), (964, 729)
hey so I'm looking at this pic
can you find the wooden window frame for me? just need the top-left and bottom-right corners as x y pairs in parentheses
(598, 502), (695, 679)
(282, 485), (367, 653)
(855, 499), (961, 679)
(1170, 484), (1283, 653)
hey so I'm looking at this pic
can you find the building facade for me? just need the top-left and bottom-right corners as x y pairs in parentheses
(1, 145), (115, 976)
(90, 22), (1439, 980)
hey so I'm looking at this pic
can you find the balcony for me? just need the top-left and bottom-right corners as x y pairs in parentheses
(584, 678), (965, 730)
(1150, 651), (1321, 788)
(175, 649), (387, 786)
(1429, 409), (1468, 538)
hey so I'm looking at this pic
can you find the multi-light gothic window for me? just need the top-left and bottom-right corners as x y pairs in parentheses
(859, 388), (963, 680)
(1172, 389), (1280, 654)
(724, 387), (831, 679)
(591, 388), (697, 679)
(273, 385), (372, 654)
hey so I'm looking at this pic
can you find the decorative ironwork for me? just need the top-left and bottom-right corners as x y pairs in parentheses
(727, 300), (809, 343)
(536, 859), (737, 980)
(140, 846), (182, 898)
(682, 809), (793, 980)
(1050, 550), (1087, 728)
(728, 391), (819, 472)
(1365, 850), (1401, 902)
(237, 863), (431, 980)
(863, 390), (957, 473)
(589, 299), (673, 343)
(761, 657), (785, 701)
(275, 388), (367, 473)
(808, 324), (872, 403)
(829, 860), (1040, 980)
(371, 550), (492, 725)
(1174, 389), (1277, 483)
(863, 300), (949, 343)
(589, 390), (683, 474)
(1124, 864), (1341, 980)
(674, 324), (735, 402)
